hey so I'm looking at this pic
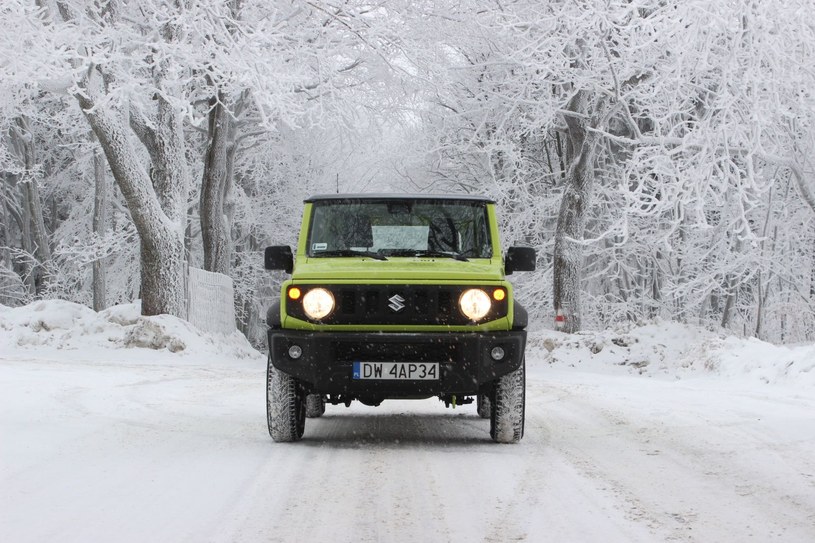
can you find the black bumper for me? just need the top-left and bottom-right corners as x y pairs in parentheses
(267, 329), (526, 397)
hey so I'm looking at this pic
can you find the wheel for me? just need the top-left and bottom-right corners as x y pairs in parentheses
(490, 358), (525, 443)
(305, 394), (326, 418)
(267, 354), (305, 442)
(476, 392), (492, 419)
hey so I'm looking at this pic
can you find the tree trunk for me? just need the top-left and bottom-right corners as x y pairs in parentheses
(140, 90), (189, 317)
(201, 0), (242, 275)
(553, 91), (598, 333)
(201, 91), (235, 275)
(720, 238), (743, 329)
(8, 118), (51, 295)
(18, 179), (35, 294)
(92, 148), (109, 311)
(76, 92), (188, 318)
(754, 271), (765, 339)
(16, 120), (51, 264)
(720, 279), (737, 329)
(0, 179), (14, 304)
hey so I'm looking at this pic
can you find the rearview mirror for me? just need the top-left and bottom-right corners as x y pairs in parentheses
(505, 247), (536, 275)
(265, 246), (293, 273)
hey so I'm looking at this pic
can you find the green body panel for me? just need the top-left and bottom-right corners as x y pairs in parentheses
(283, 201), (515, 332)
(282, 314), (512, 332)
(291, 257), (501, 282)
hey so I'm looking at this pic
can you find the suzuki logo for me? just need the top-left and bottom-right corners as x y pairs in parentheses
(388, 294), (406, 312)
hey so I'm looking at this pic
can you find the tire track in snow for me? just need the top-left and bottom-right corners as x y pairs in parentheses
(212, 409), (469, 542)
(538, 377), (815, 542)
(537, 382), (706, 542)
(480, 380), (658, 543)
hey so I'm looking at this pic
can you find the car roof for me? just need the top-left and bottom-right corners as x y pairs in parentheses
(305, 193), (495, 204)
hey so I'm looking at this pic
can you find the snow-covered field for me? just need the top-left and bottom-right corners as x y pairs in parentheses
(2, 301), (815, 542)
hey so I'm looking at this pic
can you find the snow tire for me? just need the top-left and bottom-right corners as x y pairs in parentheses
(476, 392), (492, 419)
(490, 359), (525, 443)
(267, 354), (305, 442)
(305, 394), (326, 418)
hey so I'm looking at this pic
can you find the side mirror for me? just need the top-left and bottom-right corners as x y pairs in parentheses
(505, 246), (536, 275)
(265, 246), (293, 273)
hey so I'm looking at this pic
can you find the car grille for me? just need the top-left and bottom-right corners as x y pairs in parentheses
(287, 284), (507, 326)
(333, 340), (460, 363)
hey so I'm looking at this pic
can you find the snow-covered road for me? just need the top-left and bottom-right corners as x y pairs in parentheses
(3, 352), (814, 542)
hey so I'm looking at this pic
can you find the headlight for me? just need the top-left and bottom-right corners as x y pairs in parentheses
(302, 288), (335, 320)
(459, 288), (491, 321)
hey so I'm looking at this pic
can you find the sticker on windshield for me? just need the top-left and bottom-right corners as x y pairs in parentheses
(312, 242), (327, 251)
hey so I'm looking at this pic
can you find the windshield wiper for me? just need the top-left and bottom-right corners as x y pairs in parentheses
(386, 250), (469, 262)
(311, 249), (387, 260)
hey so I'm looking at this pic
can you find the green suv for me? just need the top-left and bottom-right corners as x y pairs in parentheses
(264, 194), (535, 443)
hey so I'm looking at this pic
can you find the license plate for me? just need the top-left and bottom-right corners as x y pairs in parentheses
(352, 362), (439, 380)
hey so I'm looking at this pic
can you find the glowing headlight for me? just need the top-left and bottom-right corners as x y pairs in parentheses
(459, 288), (491, 321)
(302, 288), (335, 320)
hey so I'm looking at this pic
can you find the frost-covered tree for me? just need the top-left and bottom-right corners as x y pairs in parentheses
(1, 0), (396, 318)
(411, 0), (815, 339)
(2, 0), (814, 344)
(0, 0), (206, 316)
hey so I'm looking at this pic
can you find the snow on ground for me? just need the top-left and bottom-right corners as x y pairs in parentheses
(0, 299), (260, 361)
(530, 319), (815, 387)
(2, 301), (815, 542)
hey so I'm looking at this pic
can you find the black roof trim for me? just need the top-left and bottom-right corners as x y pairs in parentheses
(305, 193), (495, 204)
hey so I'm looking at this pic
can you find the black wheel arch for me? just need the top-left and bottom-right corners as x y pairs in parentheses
(512, 301), (528, 330)
(266, 300), (281, 328)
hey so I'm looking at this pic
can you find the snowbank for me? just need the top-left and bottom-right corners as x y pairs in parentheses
(529, 320), (815, 387)
(0, 299), (263, 363)
(2, 300), (813, 386)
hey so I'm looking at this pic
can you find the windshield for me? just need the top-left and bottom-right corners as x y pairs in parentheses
(307, 199), (492, 259)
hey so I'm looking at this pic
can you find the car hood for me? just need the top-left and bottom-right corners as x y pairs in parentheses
(291, 256), (504, 282)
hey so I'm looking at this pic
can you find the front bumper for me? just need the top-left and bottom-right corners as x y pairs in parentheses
(267, 329), (526, 397)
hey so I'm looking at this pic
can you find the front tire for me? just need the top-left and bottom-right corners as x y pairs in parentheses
(267, 355), (305, 442)
(476, 392), (492, 419)
(490, 359), (525, 443)
(305, 394), (326, 418)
